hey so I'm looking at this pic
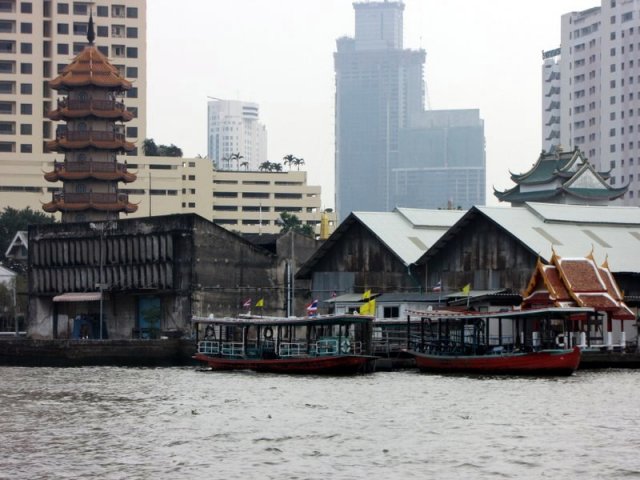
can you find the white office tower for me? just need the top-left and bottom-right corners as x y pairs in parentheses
(0, 0), (146, 156)
(541, 48), (561, 152)
(207, 99), (268, 171)
(546, 1), (640, 205)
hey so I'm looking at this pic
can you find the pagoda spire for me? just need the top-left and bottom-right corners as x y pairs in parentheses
(87, 12), (95, 45)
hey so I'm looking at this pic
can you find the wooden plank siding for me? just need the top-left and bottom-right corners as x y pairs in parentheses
(425, 214), (538, 292)
(308, 221), (424, 294)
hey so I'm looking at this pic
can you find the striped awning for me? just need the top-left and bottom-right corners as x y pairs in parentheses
(53, 292), (102, 302)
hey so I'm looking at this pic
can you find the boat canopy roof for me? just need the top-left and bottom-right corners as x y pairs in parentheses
(406, 306), (596, 322)
(191, 314), (374, 327)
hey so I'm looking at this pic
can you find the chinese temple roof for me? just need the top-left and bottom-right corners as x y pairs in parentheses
(522, 251), (634, 320)
(494, 148), (627, 205)
(49, 17), (132, 92)
(49, 46), (132, 91)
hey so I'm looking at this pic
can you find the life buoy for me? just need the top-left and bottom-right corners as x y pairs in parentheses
(341, 339), (351, 353)
(555, 334), (565, 348)
(264, 326), (273, 340)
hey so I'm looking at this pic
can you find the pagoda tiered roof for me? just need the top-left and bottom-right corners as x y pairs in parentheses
(42, 191), (138, 214)
(44, 160), (136, 183)
(49, 45), (132, 92)
(494, 148), (627, 205)
(46, 130), (135, 152)
(48, 98), (134, 122)
(43, 14), (138, 221)
(522, 251), (634, 320)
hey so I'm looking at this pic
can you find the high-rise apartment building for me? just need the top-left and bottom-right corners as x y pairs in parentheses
(207, 99), (267, 171)
(544, 1), (640, 205)
(0, 0), (146, 156)
(542, 47), (562, 152)
(334, 1), (485, 221)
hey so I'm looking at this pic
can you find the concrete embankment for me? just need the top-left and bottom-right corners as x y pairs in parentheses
(0, 338), (196, 367)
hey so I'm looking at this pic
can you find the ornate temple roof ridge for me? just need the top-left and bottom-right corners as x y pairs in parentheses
(495, 148), (628, 205)
(49, 44), (132, 91)
(522, 250), (634, 320)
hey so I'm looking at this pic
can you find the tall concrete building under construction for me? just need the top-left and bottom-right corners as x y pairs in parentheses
(334, 1), (485, 221)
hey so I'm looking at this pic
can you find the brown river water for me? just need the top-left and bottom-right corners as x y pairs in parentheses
(1, 367), (639, 479)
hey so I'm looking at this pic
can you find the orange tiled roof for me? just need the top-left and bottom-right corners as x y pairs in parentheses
(555, 257), (605, 292)
(49, 46), (132, 91)
(543, 264), (571, 302)
(522, 252), (634, 320)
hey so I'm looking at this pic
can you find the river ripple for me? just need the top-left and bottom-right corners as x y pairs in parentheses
(1, 367), (639, 479)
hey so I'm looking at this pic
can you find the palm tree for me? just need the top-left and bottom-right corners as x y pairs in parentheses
(259, 161), (271, 172)
(240, 161), (249, 171)
(231, 152), (244, 171)
(272, 162), (283, 172)
(283, 154), (295, 171)
(277, 212), (314, 236)
(293, 156), (305, 171)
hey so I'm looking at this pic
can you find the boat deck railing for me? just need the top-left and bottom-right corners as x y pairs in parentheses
(221, 342), (244, 357)
(279, 342), (308, 357)
(198, 341), (220, 355)
(197, 337), (360, 358)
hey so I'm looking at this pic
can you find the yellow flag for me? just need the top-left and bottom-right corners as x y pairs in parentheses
(462, 284), (471, 295)
(255, 298), (264, 307)
(359, 299), (375, 315)
(362, 289), (371, 300)
(359, 301), (368, 315)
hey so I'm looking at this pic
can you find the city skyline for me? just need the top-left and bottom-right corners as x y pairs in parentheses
(147, 0), (597, 210)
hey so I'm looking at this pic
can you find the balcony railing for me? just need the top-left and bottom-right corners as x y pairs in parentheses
(55, 130), (127, 142)
(57, 98), (126, 112)
(54, 160), (129, 174)
(51, 191), (130, 204)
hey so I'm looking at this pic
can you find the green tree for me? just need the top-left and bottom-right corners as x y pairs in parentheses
(283, 154), (295, 171)
(278, 212), (314, 237)
(259, 161), (271, 172)
(293, 156), (305, 171)
(230, 152), (244, 171)
(142, 138), (159, 156)
(0, 207), (55, 262)
(258, 161), (282, 172)
(158, 144), (183, 157)
(142, 138), (183, 157)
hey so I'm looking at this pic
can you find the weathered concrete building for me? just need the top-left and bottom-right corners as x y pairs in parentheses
(27, 214), (301, 340)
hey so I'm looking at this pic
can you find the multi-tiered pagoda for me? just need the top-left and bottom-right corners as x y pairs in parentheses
(43, 15), (137, 223)
(494, 148), (628, 206)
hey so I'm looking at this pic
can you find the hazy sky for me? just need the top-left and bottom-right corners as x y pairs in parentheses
(147, 0), (598, 209)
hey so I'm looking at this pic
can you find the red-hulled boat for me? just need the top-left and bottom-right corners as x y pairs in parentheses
(411, 347), (581, 376)
(191, 314), (377, 375)
(406, 307), (591, 376)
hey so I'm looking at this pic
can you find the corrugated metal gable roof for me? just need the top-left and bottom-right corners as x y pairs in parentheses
(476, 203), (640, 272)
(354, 209), (464, 265)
